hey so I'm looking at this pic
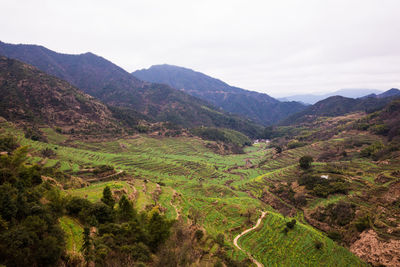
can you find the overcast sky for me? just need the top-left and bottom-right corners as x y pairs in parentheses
(1, 0), (399, 97)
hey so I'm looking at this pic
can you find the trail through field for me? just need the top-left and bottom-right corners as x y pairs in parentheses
(170, 189), (181, 220)
(233, 211), (267, 267)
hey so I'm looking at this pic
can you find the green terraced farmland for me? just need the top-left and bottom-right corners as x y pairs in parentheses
(238, 212), (366, 266)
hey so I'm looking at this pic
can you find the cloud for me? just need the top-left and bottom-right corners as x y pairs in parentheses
(1, 0), (399, 96)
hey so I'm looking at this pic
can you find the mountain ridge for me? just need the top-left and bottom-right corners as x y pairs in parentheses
(0, 41), (263, 137)
(132, 64), (306, 125)
(278, 88), (383, 104)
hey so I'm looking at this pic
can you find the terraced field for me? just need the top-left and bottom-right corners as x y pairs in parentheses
(1, 121), (381, 265)
(238, 211), (366, 266)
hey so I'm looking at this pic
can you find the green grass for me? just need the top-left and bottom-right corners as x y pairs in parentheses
(238, 212), (366, 266)
(59, 216), (83, 252)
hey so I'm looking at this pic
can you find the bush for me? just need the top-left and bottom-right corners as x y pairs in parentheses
(216, 233), (225, 246)
(314, 240), (323, 250)
(299, 155), (313, 169)
(41, 148), (56, 158)
(370, 124), (389, 135)
(195, 229), (204, 241)
(286, 219), (296, 229)
(354, 215), (370, 232)
(287, 140), (307, 149)
(0, 135), (19, 152)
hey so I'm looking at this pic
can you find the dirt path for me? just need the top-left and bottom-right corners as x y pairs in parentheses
(170, 190), (181, 220)
(233, 211), (267, 267)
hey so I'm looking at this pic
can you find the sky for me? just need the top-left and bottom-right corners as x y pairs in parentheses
(1, 0), (400, 97)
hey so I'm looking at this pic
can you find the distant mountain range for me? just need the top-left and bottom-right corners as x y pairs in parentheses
(278, 88), (383, 104)
(133, 64), (306, 125)
(0, 41), (262, 137)
(281, 89), (400, 125)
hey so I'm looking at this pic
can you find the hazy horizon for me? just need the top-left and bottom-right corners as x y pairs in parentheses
(1, 0), (400, 96)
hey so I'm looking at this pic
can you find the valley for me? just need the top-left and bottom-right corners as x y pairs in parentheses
(2, 104), (399, 265)
(0, 41), (399, 267)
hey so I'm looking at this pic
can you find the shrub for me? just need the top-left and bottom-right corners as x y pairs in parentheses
(195, 229), (204, 241)
(286, 219), (296, 229)
(287, 140), (307, 149)
(370, 124), (389, 135)
(314, 240), (323, 250)
(41, 148), (56, 158)
(299, 155), (313, 169)
(0, 135), (19, 152)
(216, 233), (225, 246)
(354, 215), (370, 232)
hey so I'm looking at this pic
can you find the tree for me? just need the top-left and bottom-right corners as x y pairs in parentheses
(275, 146), (282, 154)
(147, 211), (171, 252)
(81, 227), (93, 266)
(299, 155), (313, 169)
(117, 195), (136, 222)
(101, 186), (115, 209)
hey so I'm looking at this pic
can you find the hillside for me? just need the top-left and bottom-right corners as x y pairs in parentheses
(0, 41), (262, 136)
(282, 92), (400, 125)
(133, 64), (306, 125)
(0, 56), (119, 133)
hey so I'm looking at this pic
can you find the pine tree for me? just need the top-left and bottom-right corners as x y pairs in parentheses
(81, 227), (93, 267)
(118, 195), (136, 222)
(101, 186), (115, 209)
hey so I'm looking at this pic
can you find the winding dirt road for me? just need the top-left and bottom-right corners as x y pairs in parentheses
(233, 211), (267, 267)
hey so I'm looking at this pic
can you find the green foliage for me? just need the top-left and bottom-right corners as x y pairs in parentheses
(101, 186), (115, 209)
(287, 140), (307, 149)
(191, 127), (251, 147)
(360, 141), (384, 158)
(147, 211), (172, 252)
(298, 175), (349, 198)
(299, 155), (313, 169)
(286, 219), (296, 229)
(370, 124), (389, 135)
(0, 135), (19, 152)
(0, 145), (65, 267)
(117, 195), (136, 222)
(81, 227), (93, 265)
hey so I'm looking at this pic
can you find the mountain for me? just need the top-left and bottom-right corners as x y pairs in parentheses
(0, 41), (262, 137)
(375, 88), (400, 98)
(282, 90), (400, 125)
(0, 56), (118, 132)
(132, 64), (306, 125)
(278, 88), (382, 104)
